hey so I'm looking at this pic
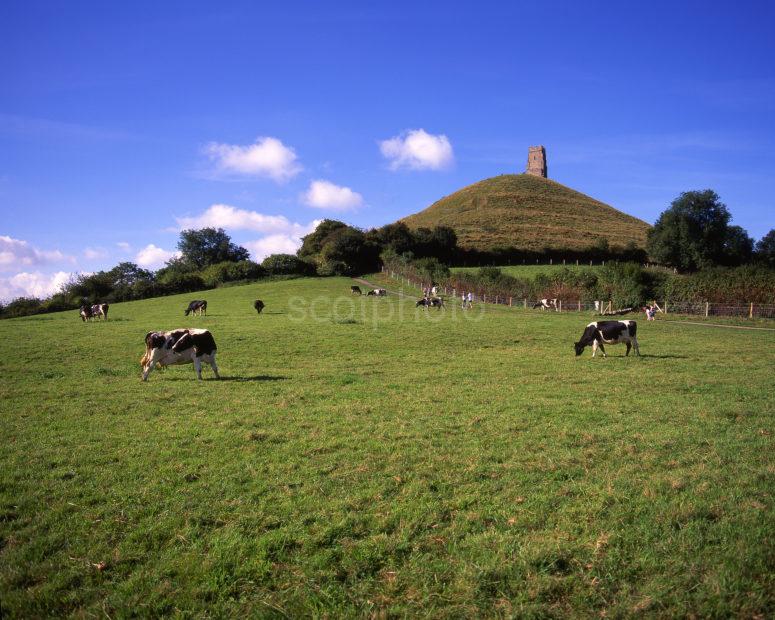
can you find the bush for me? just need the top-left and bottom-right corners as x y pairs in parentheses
(200, 260), (265, 288)
(262, 254), (314, 276)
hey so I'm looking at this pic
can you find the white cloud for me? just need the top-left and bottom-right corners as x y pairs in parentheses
(172, 205), (321, 263)
(83, 247), (108, 260)
(0, 236), (75, 272)
(302, 180), (364, 211)
(379, 129), (454, 171)
(243, 234), (305, 261)
(176, 203), (318, 237)
(135, 244), (180, 268)
(116, 241), (131, 251)
(0, 271), (72, 302)
(203, 137), (302, 182)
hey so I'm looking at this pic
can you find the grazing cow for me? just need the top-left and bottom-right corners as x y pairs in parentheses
(254, 299), (265, 314)
(533, 298), (558, 311)
(351, 285), (362, 295)
(184, 300), (207, 316)
(140, 328), (220, 381)
(574, 320), (640, 358)
(91, 303), (109, 320)
(366, 288), (387, 296)
(416, 297), (444, 309)
(80, 304), (93, 321)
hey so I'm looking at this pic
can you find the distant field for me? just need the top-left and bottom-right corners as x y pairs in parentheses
(452, 264), (603, 278)
(1, 277), (773, 617)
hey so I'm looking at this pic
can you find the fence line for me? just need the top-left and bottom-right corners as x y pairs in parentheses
(380, 266), (775, 320)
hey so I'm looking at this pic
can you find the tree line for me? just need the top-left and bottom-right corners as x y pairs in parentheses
(1, 189), (773, 319)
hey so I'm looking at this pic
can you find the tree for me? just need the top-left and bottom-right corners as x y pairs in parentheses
(755, 229), (775, 267)
(722, 225), (754, 266)
(297, 220), (349, 260)
(177, 228), (250, 269)
(319, 228), (380, 276)
(367, 222), (416, 255)
(647, 190), (736, 271)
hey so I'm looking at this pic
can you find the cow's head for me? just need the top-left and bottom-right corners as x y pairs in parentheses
(574, 341), (585, 356)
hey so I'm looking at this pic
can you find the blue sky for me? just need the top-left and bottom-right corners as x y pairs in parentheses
(1, 1), (774, 300)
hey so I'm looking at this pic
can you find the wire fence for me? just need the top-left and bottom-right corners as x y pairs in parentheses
(381, 267), (775, 320)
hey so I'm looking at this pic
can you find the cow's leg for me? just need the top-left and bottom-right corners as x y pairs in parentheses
(210, 354), (220, 379)
(625, 341), (631, 356)
(632, 337), (640, 356)
(591, 340), (598, 357)
(194, 356), (203, 380)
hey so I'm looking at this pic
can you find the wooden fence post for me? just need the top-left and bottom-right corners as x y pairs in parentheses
(665, 301), (668, 314)
(705, 302), (709, 317)
(483, 294), (487, 304)
(509, 297), (512, 307)
(578, 300), (581, 312)
(750, 302), (754, 319)
(523, 298), (527, 309)
(558, 300), (562, 312)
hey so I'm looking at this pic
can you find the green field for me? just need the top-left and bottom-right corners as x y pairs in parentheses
(1, 277), (773, 617)
(452, 264), (603, 279)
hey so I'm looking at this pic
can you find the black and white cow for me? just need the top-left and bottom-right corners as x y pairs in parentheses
(80, 304), (93, 321)
(366, 288), (387, 297)
(351, 285), (362, 295)
(533, 298), (558, 311)
(184, 300), (207, 316)
(416, 297), (444, 309)
(574, 320), (640, 357)
(254, 299), (265, 314)
(140, 328), (220, 381)
(91, 303), (109, 320)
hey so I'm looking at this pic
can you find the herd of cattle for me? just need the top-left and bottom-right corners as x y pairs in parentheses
(81, 286), (644, 381)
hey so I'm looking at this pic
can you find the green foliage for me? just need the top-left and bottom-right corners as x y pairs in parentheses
(177, 227), (250, 269)
(0, 296), (44, 318)
(297, 219), (350, 259)
(647, 190), (754, 270)
(155, 268), (205, 294)
(408, 257), (450, 283)
(592, 262), (649, 308)
(200, 260), (265, 288)
(300, 221), (382, 276)
(261, 253), (314, 276)
(755, 229), (775, 267)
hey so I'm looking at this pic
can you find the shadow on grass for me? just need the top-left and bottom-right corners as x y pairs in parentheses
(216, 375), (288, 382)
(155, 374), (287, 382)
(638, 354), (689, 359)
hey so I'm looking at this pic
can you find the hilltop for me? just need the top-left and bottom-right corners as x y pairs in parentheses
(400, 174), (651, 251)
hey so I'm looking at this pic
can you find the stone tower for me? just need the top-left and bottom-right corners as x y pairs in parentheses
(526, 145), (547, 178)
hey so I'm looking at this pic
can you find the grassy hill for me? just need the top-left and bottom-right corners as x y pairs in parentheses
(1, 277), (773, 617)
(401, 174), (651, 251)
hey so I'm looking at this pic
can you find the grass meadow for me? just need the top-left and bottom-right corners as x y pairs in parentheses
(1, 276), (773, 618)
